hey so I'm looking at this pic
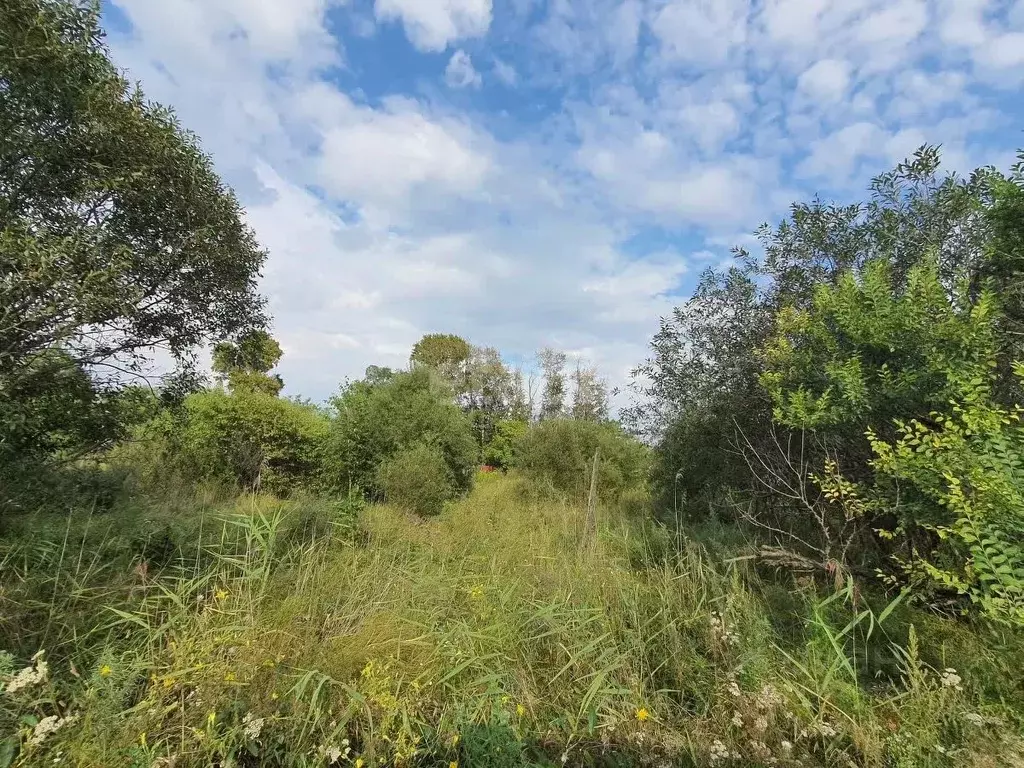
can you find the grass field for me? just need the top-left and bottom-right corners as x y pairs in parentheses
(2, 473), (1023, 767)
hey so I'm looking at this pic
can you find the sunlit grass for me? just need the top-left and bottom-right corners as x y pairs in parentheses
(1, 475), (1022, 767)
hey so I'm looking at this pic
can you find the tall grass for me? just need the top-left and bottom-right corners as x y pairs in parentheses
(1, 474), (1022, 767)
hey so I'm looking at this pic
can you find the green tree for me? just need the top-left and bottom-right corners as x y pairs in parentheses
(539, 348), (567, 420)
(212, 330), (284, 396)
(410, 333), (472, 393)
(1, 0), (266, 461)
(570, 361), (608, 422)
(326, 367), (476, 499)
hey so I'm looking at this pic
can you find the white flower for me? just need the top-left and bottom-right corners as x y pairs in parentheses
(727, 681), (742, 698)
(324, 745), (343, 763)
(709, 740), (730, 763)
(732, 711), (744, 727)
(940, 668), (963, 691)
(3, 652), (49, 695)
(963, 712), (986, 726)
(28, 714), (77, 746)
(242, 712), (264, 740)
(780, 740), (793, 751)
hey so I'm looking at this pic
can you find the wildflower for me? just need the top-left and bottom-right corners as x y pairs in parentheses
(140, 732), (148, 747)
(270, 692), (280, 701)
(242, 712), (264, 740)
(727, 681), (742, 698)
(780, 740), (793, 752)
(451, 734), (460, 746)
(162, 676), (176, 689)
(355, 760), (364, 768)
(709, 740), (730, 763)
(207, 711), (217, 726)
(963, 712), (986, 727)
(224, 671), (236, 682)
(215, 588), (229, 601)
(99, 664), (113, 678)
(4, 651), (49, 694)
(940, 668), (963, 691)
(469, 585), (484, 599)
(516, 703), (526, 717)
(731, 711), (744, 728)
(28, 714), (77, 747)
(450, 763), (459, 768)
(635, 707), (650, 722)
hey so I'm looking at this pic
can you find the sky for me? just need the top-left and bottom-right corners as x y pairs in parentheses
(101, 0), (1024, 405)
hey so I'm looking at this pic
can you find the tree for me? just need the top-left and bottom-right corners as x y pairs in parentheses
(410, 333), (472, 393)
(465, 345), (513, 448)
(1, 0), (266, 459)
(570, 360), (609, 422)
(212, 330), (284, 396)
(538, 348), (567, 420)
(326, 367), (477, 499)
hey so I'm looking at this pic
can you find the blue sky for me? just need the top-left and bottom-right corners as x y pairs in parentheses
(102, 0), (1024, 404)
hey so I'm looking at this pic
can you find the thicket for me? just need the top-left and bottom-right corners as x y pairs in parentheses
(628, 147), (1024, 627)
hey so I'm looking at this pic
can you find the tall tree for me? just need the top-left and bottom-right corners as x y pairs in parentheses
(538, 348), (567, 420)
(212, 330), (284, 396)
(410, 333), (472, 393)
(1, 0), (267, 464)
(570, 360), (609, 422)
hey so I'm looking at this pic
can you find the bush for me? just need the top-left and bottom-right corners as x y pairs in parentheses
(513, 419), (649, 503)
(327, 368), (476, 498)
(377, 443), (457, 516)
(482, 419), (527, 470)
(144, 389), (330, 496)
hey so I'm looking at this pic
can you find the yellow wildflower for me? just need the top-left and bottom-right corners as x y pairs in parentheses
(207, 711), (217, 726)
(139, 732), (147, 747)
(270, 692), (280, 701)
(450, 763), (459, 768)
(451, 734), (460, 746)
(355, 760), (364, 768)
(224, 671), (236, 682)
(162, 676), (176, 688)
(215, 588), (229, 601)
(99, 664), (113, 678)
(469, 585), (484, 599)
(635, 707), (650, 722)
(516, 704), (526, 717)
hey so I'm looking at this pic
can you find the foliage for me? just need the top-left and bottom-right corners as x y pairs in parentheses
(377, 442), (458, 516)
(867, 368), (1024, 626)
(409, 333), (471, 390)
(482, 419), (528, 470)
(513, 419), (649, 502)
(211, 329), (284, 396)
(538, 348), (567, 420)
(0, 0), (266, 471)
(569, 361), (609, 422)
(152, 389), (330, 495)
(1, 476), (1021, 767)
(327, 367), (477, 499)
(628, 147), (1004, 509)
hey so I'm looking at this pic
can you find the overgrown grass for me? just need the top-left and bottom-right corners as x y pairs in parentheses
(1, 473), (1022, 767)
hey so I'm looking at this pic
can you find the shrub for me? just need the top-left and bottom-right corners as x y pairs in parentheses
(326, 368), (476, 498)
(377, 443), (457, 516)
(148, 389), (330, 496)
(513, 419), (649, 502)
(482, 419), (528, 470)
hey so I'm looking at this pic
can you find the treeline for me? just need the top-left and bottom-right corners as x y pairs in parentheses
(109, 329), (644, 516)
(626, 147), (1024, 627)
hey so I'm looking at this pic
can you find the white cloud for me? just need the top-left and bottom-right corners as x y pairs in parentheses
(492, 58), (519, 85)
(797, 59), (852, 102)
(445, 50), (483, 88)
(653, 0), (751, 67)
(374, 0), (492, 51)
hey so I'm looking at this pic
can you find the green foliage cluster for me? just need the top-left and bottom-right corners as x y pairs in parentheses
(377, 443), (457, 516)
(154, 389), (330, 497)
(0, 0), (266, 474)
(513, 418), (649, 502)
(632, 145), (1024, 625)
(326, 367), (477, 507)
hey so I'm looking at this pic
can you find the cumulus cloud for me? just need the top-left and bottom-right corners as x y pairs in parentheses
(374, 0), (492, 51)
(105, 0), (1024, 405)
(445, 50), (483, 88)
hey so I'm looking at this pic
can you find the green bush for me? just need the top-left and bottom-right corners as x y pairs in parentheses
(482, 419), (527, 469)
(149, 389), (330, 496)
(326, 368), (476, 498)
(377, 443), (457, 516)
(513, 419), (649, 502)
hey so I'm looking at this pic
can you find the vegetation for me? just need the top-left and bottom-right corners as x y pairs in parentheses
(2, 1), (1024, 766)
